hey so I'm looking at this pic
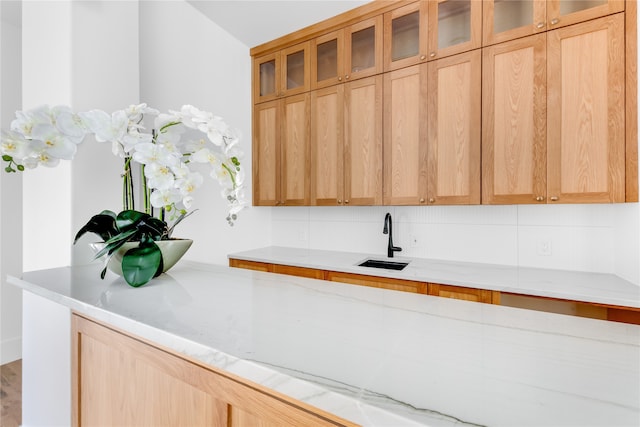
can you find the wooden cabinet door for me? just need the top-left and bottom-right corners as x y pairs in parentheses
(72, 315), (356, 427)
(281, 93), (311, 206)
(429, 283), (497, 303)
(547, 13), (625, 203)
(311, 84), (345, 206)
(229, 258), (273, 272)
(280, 42), (311, 97)
(344, 75), (383, 206)
(482, 33), (547, 204)
(253, 100), (281, 206)
(327, 271), (427, 294)
(312, 30), (345, 90)
(383, 64), (428, 205)
(482, 0), (547, 46)
(427, 0), (482, 61)
(253, 52), (281, 104)
(427, 50), (481, 205)
(383, 1), (429, 72)
(547, 0), (624, 30)
(344, 15), (383, 82)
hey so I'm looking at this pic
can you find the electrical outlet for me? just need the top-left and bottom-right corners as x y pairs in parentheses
(537, 239), (552, 256)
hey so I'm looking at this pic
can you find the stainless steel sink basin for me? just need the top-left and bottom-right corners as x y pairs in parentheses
(358, 259), (409, 271)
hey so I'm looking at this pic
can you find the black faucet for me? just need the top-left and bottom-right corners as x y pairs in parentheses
(383, 213), (402, 258)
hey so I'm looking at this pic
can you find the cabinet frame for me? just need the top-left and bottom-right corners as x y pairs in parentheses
(311, 30), (345, 90)
(344, 15), (384, 82)
(383, 1), (429, 72)
(482, 0), (547, 46)
(427, 0), (482, 61)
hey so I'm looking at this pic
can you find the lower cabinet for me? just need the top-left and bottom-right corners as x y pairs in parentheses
(72, 314), (357, 427)
(227, 258), (639, 325)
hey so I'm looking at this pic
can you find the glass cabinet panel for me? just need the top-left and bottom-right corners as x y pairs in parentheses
(286, 50), (305, 90)
(316, 39), (338, 82)
(259, 60), (276, 97)
(494, 0), (534, 34)
(560, 0), (607, 16)
(391, 11), (420, 61)
(351, 26), (376, 73)
(438, 0), (471, 49)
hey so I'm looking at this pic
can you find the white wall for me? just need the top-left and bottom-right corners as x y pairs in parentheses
(139, 0), (270, 265)
(0, 0), (24, 364)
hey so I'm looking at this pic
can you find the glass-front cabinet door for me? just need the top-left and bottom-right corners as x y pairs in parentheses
(547, 0), (624, 29)
(280, 42), (310, 97)
(253, 52), (280, 103)
(344, 16), (383, 81)
(427, 0), (481, 60)
(383, 1), (429, 72)
(483, 0), (547, 45)
(311, 30), (344, 90)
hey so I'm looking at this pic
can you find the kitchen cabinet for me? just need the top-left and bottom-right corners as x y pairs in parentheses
(429, 283), (498, 303)
(229, 258), (273, 272)
(311, 30), (345, 90)
(311, 84), (345, 205)
(253, 93), (310, 206)
(426, 49), (482, 205)
(483, 13), (625, 204)
(483, 0), (624, 46)
(383, 64), (429, 205)
(326, 271), (428, 294)
(383, 1), (429, 72)
(547, 13), (625, 203)
(344, 15), (383, 82)
(344, 75), (384, 205)
(482, 33), (547, 204)
(72, 314), (355, 427)
(427, 0), (482, 61)
(253, 41), (310, 104)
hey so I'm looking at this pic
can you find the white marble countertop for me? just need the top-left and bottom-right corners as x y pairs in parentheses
(9, 262), (640, 427)
(228, 246), (640, 308)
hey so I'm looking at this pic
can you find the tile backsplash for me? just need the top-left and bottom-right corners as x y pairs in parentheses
(271, 203), (631, 278)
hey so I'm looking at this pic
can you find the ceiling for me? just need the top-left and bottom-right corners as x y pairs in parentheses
(186, 0), (369, 48)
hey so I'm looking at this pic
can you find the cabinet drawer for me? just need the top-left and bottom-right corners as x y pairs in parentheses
(327, 271), (427, 294)
(428, 283), (498, 304)
(273, 264), (326, 280)
(229, 259), (272, 272)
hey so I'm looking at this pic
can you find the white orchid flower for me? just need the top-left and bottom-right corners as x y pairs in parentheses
(176, 172), (203, 197)
(190, 147), (219, 165)
(144, 162), (175, 190)
(150, 187), (181, 208)
(79, 109), (128, 144)
(30, 124), (77, 160)
(11, 105), (51, 138)
(1, 130), (33, 162)
(131, 142), (180, 167)
(54, 110), (89, 144)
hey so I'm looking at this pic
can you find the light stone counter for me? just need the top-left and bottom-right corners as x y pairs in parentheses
(10, 261), (640, 427)
(228, 246), (640, 308)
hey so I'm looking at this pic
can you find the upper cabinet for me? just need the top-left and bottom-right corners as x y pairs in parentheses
(483, 0), (625, 46)
(383, 1), (429, 72)
(344, 16), (384, 81)
(251, 0), (636, 207)
(311, 30), (345, 90)
(427, 0), (482, 60)
(253, 42), (310, 103)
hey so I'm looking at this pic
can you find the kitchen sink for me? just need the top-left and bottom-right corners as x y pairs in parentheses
(358, 259), (409, 271)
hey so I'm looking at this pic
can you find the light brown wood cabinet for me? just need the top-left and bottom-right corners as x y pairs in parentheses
(429, 283), (498, 303)
(327, 270), (428, 294)
(253, 41), (310, 104)
(483, 13), (625, 204)
(253, 93), (310, 206)
(483, 0), (625, 46)
(72, 314), (356, 427)
(252, 0), (636, 207)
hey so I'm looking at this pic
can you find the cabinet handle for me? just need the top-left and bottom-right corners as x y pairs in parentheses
(419, 198), (425, 203)
(420, 55), (427, 61)
(338, 76), (342, 81)
(429, 52), (436, 58)
(345, 75), (350, 80)
(550, 18), (559, 25)
(337, 199), (342, 204)
(344, 199), (350, 204)
(536, 22), (545, 29)
(429, 198), (435, 204)
(535, 196), (545, 202)
(550, 196), (559, 202)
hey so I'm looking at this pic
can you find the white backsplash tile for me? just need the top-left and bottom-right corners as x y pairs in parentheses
(517, 204), (614, 227)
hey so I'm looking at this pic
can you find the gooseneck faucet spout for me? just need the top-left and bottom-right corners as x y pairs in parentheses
(383, 213), (402, 258)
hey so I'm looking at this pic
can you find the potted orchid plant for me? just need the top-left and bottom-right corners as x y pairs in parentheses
(1, 103), (246, 287)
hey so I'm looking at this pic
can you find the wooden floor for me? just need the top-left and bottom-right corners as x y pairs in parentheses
(0, 360), (21, 427)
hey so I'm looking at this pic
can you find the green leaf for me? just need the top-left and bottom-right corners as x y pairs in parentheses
(116, 210), (150, 233)
(73, 212), (118, 243)
(2, 155), (12, 161)
(121, 239), (162, 287)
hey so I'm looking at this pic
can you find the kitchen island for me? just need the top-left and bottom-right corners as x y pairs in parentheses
(10, 261), (640, 426)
